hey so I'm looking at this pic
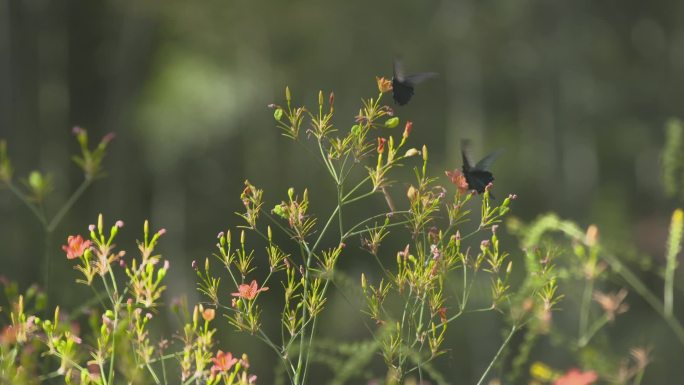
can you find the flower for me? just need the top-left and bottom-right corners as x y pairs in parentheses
(376, 76), (393, 93)
(202, 308), (216, 322)
(231, 280), (269, 300)
(62, 235), (91, 260)
(554, 369), (598, 385)
(592, 289), (629, 322)
(211, 350), (238, 376)
(445, 169), (469, 195)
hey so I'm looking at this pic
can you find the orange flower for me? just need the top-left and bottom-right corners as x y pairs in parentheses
(202, 308), (216, 322)
(231, 280), (269, 300)
(554, 369), (598, 385)
(445, 169), (469, 195)
(211, 350), (238, 376)
(62, 235), (91, 260)
(376, 76), (393, 93)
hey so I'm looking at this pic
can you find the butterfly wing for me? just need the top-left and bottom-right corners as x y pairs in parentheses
(393, 58), (406, 82)
(460, 139), (476, 171)
(474, 149), (504, 171)
(404, 72), (438, 86)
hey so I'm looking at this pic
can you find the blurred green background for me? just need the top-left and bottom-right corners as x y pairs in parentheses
(1, 0), (683, 383)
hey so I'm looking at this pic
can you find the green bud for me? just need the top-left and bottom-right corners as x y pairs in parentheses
(384, 117), (400, 128)
(318, 90), (324, 106)
(274, 108), (284, 121)
(285, 86), (291, 103)
(28, 171), (43, 190)
(288, 187), (295, 200)
(422, 145), (428, 162)
(351, 125), (361, 135)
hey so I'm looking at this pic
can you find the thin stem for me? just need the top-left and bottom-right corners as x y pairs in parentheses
(317, 140), (338, 184)
(311, 205), (339, 255)
(342, 175), (371, 201)
(475, 325), (517, 385)
(344, 220), (412, 239)
(6, 182), (47, 226)
(578, 277), (594, 341)
(47, 178), (92, 232)
(43, 232), (52, 309)
(342, 189), (377, 206)
(601, 251), (684, 345)
(145, 362), (162, 385)
(578, 314), (609, 347)
(342, 210), (410, 240)
(301, 279), (331, 385)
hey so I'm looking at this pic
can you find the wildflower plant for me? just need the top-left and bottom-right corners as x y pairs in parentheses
(0, 128), (114, 304)
(0, 215), (255, 385)
(191, 77), (562, 385)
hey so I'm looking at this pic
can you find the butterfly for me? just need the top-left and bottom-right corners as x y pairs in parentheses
(461, 139), (503, 197)
(392, 59), (438, 106)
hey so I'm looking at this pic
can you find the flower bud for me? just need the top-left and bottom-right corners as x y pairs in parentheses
(422, 145), (428, 162)
(403, 121), (413, 138)
(285, 86), (291, 103)
(274, 108), (283, 121)
(404, 148), (420, 157)
(377, 137), (387, 154)
(407, 185), (418, 201)
(384, 117), (400, 129)
(318, 90), (324, 106)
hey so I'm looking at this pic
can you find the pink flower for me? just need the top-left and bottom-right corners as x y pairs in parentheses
(211, 350), (238, 375)
(554, 369), (598, 385)
(231, 280), (269, 300)
(62, 235), (91, 260)
(445, 169), (469, 195)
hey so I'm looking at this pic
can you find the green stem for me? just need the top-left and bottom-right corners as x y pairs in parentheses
(311, 205), (339, 254)
(301, 279), (331, 385)
(6, 181), (47, 226)
(601, 251), (684, 345)
(578, 277), (594, 341)
(578, 314), (609, 347)
(47, 178), (92, 232)
(475, 325), (517, 385)
(342, 189), (377, 206)
(341, 175), (371, 201)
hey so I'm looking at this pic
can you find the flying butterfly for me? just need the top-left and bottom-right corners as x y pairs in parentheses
(392, 58), (438, 106)
(461, 139), (503, 197)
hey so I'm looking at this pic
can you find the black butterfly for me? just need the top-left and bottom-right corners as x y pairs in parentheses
(392, 59), (438, 106)
(461, 139), (503, 197)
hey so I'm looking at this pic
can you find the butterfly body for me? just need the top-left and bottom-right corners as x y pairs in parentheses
(461, 140), (503, 196)
(392, 59), (437, 106)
